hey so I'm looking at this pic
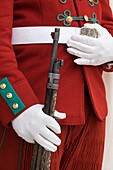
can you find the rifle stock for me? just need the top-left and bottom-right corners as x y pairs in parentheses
(31, 28), (64, 170)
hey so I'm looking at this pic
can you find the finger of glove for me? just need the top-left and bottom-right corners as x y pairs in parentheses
(41, 127), (61, 146)
(45, 115), (61, 134)
(71, 35), (97, 46)
(84, 23), (100, 29)
(67, 39), (94, 54)
(67, 48), (91, 59)
(54, 110), (66, 119)
(44, 147), (51, 152)
(35, 134), (57, 152)
(74, 58), (95, 65)
(84, 23), (110, 37)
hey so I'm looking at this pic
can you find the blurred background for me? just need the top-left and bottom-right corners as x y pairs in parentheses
(102, 1), (113, 169)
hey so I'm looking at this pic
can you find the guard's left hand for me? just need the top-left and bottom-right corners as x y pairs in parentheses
(67, 23), (113, 66)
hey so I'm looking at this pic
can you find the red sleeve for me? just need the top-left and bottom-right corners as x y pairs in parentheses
(0, 0), (39, 127)
(100, 0), (113, 72)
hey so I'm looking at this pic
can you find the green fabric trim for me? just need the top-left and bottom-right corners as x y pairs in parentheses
(59, 0), (66, 4)
(0, 128), (6, 149)
(57, 10), (99, 26)
(88, 0), (98, 7)
(19, 139), (24, 170)
(88, 13), (99, 24)
(0, 77), (26, 115)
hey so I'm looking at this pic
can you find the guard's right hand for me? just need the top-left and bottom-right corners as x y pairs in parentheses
(12, 104), (66, 152)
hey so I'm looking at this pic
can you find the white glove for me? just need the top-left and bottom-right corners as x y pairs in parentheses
(12, 104), (66, 152)
(67, 23), (113, 66)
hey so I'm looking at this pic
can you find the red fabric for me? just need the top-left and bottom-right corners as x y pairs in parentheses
(0, 123), (34, 170)
(0, 0), (112, 169)
(51, 92), (105, 170)
(100, 0), (113, 72)
(0, 0), (112, 126)
(0, 1), (39, 126)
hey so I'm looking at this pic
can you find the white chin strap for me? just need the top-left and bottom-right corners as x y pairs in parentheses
(11, 26), (81, 45)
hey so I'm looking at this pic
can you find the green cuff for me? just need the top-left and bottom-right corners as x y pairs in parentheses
(0, 77), (26, 115)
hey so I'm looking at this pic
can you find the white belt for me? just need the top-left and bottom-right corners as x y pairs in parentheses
(11, 26), (81, 45)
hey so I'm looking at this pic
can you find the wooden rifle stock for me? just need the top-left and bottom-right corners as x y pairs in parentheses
(30, 28), (64, 170)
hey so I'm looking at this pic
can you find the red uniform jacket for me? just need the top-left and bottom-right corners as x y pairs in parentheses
(0, 0), (113, 169)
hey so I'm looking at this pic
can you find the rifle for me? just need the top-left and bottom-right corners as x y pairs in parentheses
(30, 28), (64, 170)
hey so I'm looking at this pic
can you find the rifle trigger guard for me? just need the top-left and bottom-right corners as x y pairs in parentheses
(47, 73), (60, 90)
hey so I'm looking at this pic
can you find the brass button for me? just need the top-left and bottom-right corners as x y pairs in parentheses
(89, 0), (93, 2)
(84, 15), (89, 22)
(13, 103), (19, 109)
(0, 83), (6, 89)
(6, 93), (13, 99)
(66, 16), (73, 23)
